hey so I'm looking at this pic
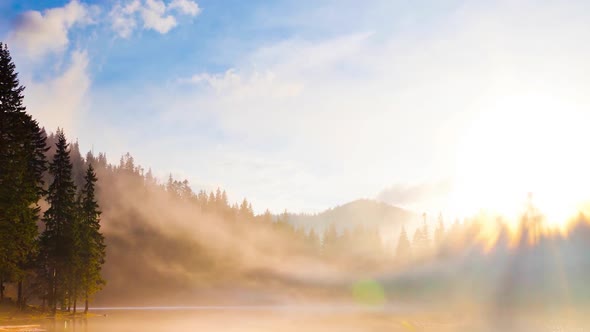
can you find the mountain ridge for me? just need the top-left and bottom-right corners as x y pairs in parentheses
(286, 198), (420, 235)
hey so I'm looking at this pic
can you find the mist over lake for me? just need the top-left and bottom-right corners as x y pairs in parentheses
(3, 1), (590, 331)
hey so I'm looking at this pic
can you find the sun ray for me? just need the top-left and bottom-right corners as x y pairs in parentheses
(449, 92), (590, 232)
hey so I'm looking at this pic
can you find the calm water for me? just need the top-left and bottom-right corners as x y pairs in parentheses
(38, 306), (423, 332)
(31, 306), (589, 332)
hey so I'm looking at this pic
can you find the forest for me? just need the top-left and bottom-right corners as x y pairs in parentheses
(0, 43), (105, 314)
(3, 38), (590, 318)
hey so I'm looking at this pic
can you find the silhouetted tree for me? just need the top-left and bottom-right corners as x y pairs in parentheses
(395, 226), (411, 261)
(307, 229), (320, 250)
(262, 209), (273, 224)
(78, 164), (105, 313)
(413, 213), (431, 254)
(323, 223), (339, 255)
(435, 213), (445, 246)
(40, 130), (78, 314)
(0, 42), (48, 307)
(239, 198), (254, 219)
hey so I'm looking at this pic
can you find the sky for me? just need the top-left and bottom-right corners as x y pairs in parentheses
(3, 0), (590, 219)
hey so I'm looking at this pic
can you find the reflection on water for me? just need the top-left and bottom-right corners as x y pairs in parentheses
(35, 307), (590, 332)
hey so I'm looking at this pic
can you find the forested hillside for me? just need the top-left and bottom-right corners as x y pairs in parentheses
(51, 138), (410, 305)
(5, 38), (590, 315)
(287, 199), (418, 245)
(1, 43), (104, 314)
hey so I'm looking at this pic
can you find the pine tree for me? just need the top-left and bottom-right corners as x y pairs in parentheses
(323, 223), (339, 255)
(67, 195), (83, 313)
(395, 226), (411, 261)
(412, 227), (423, 252)
(221, 190), (229, 208)
(307, 229), (320, 251)
(0, 42), (47, 307)
(208, 192), (215, 210)
(434, 213), (445, 246)
(145, 168), (155, 186)
(78, 164), (105, 313)
(215, 188), (222, 205)
(421, 219), (431, 250)
(261, 209), (273, 224)
(239, 198), (253, 219)
(412, 214), (431, 254)
(40, 130), (78, 314)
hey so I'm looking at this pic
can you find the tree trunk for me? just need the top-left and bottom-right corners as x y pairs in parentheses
(84, 292), (88, 314)
(16, 280), (25, 310)
(53, 267), (60, 315)
(51, 269), (57, 315)
(17, 280), (23, 309)
(73, 287), (77, 314)
(0, 278), (4, 301)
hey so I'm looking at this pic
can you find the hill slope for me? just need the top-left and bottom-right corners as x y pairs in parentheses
(287, 199), (419, 238)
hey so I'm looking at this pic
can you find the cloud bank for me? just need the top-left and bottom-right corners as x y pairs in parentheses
(8, 0), (92, 59)
(6, 0), (590, 216)
(110, 0), (201, 38)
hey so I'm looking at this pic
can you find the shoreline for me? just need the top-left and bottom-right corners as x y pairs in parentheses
(0, 303), (101, 325)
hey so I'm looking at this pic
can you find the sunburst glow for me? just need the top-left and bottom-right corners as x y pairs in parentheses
(449, 92), (590, 229)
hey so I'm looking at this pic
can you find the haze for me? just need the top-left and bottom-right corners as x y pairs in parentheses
(3, 0), (590, 218)
(3, 1), (590, 332)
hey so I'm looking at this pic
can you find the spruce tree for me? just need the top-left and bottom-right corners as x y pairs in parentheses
(412, 213), (431, 254)
(40, 130), (77, 314)
(307, 229), (320, 250)
(412, 227), (423, 252)
(434, 213), (445, 246)
(395, 226), (411, 261)
(0, 42), (47, 307)
(68, 195), (83, 313)
(239, 198), (253, 219)
(79, 164), (105, 313)
(322, 224), (339, 255)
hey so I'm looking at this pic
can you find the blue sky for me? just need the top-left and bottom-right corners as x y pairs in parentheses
(3, 0), (590, 219)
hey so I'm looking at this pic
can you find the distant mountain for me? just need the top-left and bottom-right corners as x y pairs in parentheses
(286, 199), (420, 236)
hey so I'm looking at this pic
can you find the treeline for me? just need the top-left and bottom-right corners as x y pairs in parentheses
(0, 43), (105, 314)
(97, 154), (396, 267)
(81, 141), (481, 273)
(76, 146), (402, 275)
(2, 40), (548, 307)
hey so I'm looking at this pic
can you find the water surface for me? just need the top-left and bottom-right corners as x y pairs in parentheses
(34, 306), (589, 332)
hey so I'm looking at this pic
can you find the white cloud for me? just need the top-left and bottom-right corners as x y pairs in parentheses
(140, 0), (177, 34)
(110, 0), (141, 38)
(180, 69), (304, 99)
(8, 0), (91, 59)
(110, 0), (200, 38)
(11, 0), (590, 215)
(5, 1), (94, 138)
(24, 50), (91, 135)
(169, 0), (201, 16)
(146, 1), (590, 214)
(377, 181), (453, 213)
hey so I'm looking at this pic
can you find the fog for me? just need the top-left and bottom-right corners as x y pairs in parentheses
(5, 1), (590, 331)
(33, 144), (577, 332)
(8, 134), (586, 332)
(24, 306), (590, 332)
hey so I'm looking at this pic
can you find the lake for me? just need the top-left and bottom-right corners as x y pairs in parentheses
(30, 306), (590, 332)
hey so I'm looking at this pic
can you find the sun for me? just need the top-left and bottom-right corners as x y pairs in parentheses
(447, 92), (590, 229)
